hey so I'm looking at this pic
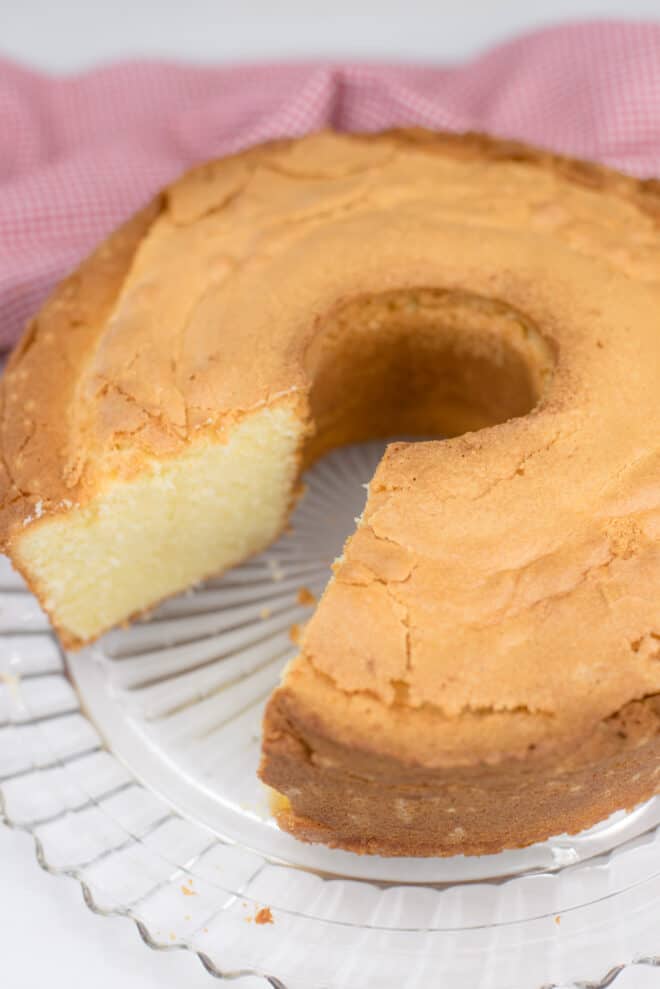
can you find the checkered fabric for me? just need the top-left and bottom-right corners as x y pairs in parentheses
(2, 21), (660, 348)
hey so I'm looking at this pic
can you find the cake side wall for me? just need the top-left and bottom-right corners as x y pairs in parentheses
(260, 684), (660, 856)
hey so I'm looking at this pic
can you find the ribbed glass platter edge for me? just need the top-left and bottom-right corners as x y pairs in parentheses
(1, 441), (660, 989)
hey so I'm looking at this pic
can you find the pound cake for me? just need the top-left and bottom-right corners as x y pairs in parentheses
(1, 130), (659, 856)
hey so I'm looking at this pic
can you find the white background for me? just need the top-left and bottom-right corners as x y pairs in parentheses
(3, 2), (660, 987)
(4, 0), (660, 69)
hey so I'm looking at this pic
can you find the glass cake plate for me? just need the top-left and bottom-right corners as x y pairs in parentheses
(1, 441), (660, 989)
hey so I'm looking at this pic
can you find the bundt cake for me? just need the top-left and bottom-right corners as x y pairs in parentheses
(1, 130), (659, 855)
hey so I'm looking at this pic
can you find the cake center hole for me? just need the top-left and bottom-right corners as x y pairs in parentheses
(303, 288), (555, 464)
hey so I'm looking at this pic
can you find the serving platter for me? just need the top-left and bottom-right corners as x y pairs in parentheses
(1, 441), (659, 988)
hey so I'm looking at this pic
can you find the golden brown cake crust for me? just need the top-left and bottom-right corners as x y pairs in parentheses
(0, 199), (162, 531)
(3, 128), (660, 544)
(264, 687), (660, 856)
(2, 129), (660, 855)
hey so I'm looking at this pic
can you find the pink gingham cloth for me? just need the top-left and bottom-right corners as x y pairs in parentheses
(2, 20), (660, 350)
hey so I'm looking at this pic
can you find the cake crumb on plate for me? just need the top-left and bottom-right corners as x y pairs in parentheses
(297, 586), (316, 605)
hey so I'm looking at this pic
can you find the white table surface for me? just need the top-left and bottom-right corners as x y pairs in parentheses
(3, 3), (660, 987)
